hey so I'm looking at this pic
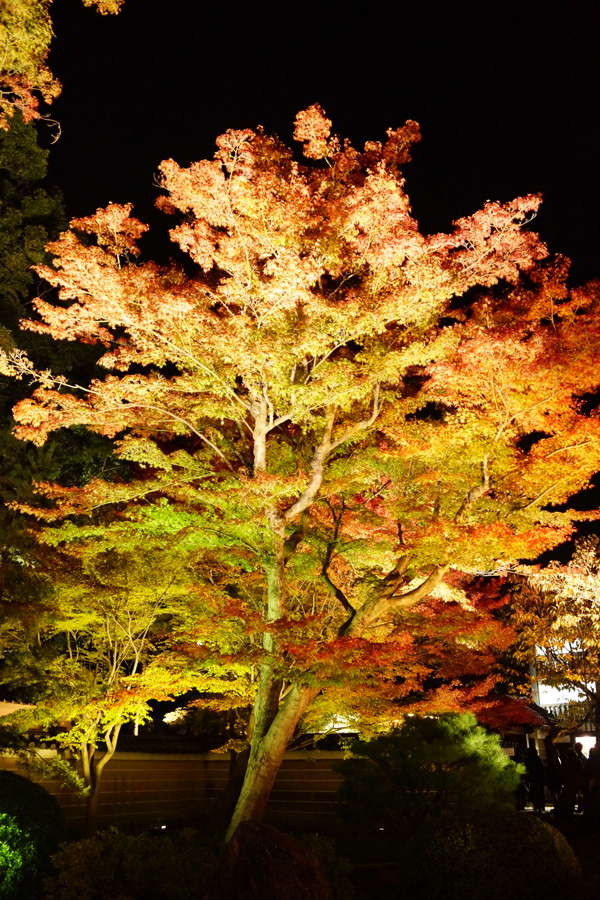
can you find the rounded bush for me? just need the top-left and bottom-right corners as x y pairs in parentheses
(45, 828), (218, 900)
(408, 813), (584, 900)
(0, 813), (38, 900)
(0, 771), (66, 857)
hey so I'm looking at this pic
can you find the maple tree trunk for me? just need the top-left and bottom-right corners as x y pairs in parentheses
(215, 747), (252, 827)
(81, 723), (122, 836)
(81, 742), (101, 837)
(225, 679), (319, 841)
(224, 518), (321, 840)
(223, 533), (449, 840)
(85, 776), (102, 838)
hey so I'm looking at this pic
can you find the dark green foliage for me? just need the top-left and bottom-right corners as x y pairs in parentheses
(0, 113), (64, 640)
(45, 828), (219, 900)
(0, 111), (64, 337)
(0, 770), (66, 857)
(407, 813), (583, 900)
(0, 813), (38, 900)
(336, 714), (521, 848)
(337, 717), (582, 900)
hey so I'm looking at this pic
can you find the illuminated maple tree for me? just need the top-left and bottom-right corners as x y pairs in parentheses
(3, 106), (600, 838)
(0, 531), (229, 835)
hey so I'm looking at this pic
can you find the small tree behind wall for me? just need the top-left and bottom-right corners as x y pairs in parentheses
(513, 536), (600, 731)
(1, 535), (223, 836)
(3, 107), (600, 839)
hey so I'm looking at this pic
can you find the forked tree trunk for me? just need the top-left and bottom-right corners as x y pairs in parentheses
(223, 407), (339, 839)
(224, 407), (439, 841)
(81, 723), (122, 836)
(224, 511), (314, 841)
(225, 679), (319, 841)
(223, 548), (448, 841)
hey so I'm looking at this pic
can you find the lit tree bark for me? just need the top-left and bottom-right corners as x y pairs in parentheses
(225, 681), (319, 841)
(81, 722), (122, 836)
(225, 542), (450, 839)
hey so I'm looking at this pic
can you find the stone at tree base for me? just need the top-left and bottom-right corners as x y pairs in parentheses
(204, 821), (333, 900)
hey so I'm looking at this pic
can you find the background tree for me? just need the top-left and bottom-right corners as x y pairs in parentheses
(1, 532), (216, 835)
(0, 112), (65, 686)
(0, 111), (64, 330)
(3, 106), (600, 839)
(0, 114), (118, 733)
(0, 0), (124, 127)
(512, 535), (600, 731)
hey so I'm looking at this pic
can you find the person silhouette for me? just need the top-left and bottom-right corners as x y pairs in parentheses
(525, 746), (545, 814)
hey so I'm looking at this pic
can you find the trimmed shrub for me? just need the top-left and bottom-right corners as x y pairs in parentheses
(0, 813), (38, 900)
(45, 827), (219, 900)
(0, 771), (66, 856)
(406, 812), (584, 900)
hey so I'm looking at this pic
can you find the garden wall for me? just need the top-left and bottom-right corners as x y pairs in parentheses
(0, 750), (345, 834)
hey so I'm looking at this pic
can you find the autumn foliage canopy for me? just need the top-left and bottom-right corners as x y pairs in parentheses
(3, 104), (600, 830)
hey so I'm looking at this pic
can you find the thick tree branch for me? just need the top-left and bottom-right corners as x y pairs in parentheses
(454, 455), (489, 522)
(514, 479), (564, 512)
(94, 722), (122, 781)
(251, 665), (284, 745)
(278, 386), (380, 528)
(321, 568), (355, 615)
(283, 511), (311, 563)
(278, 406), (337, 526)
(329, 383), (380, 452)
(342, 559), (448, 637)
(545, 439), (599, 459)
(320, 500), (355, 614)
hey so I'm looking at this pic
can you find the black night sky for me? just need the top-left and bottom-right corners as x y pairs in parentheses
(44, 0), (600, 284)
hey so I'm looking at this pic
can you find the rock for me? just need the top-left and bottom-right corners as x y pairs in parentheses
(204, 821), (334, 900)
